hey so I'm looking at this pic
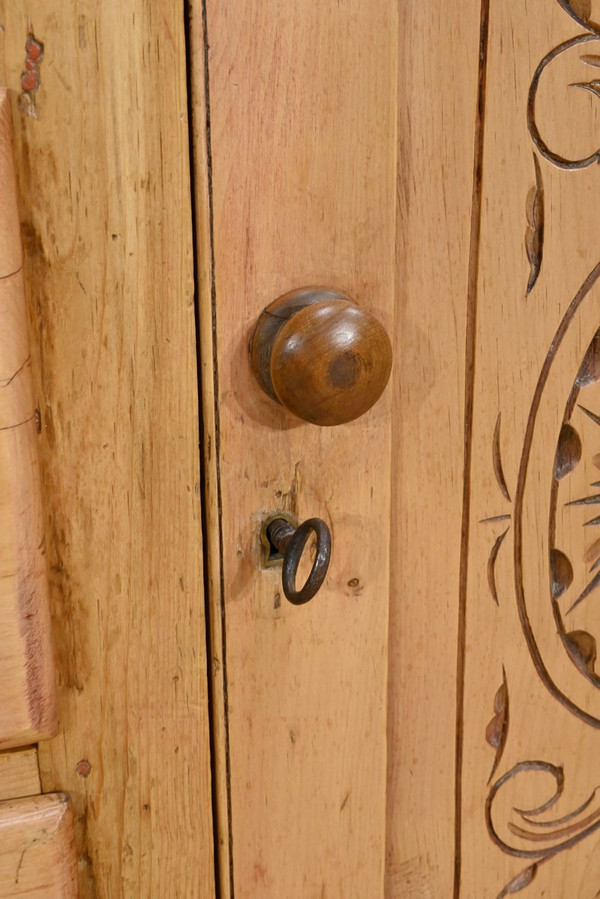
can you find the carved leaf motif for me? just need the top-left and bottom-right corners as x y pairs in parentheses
(487, 528), (509, 606)
(554, 424), (582, 480)
(550, 548), (573, 599)
(486, 673), (509, 782)
(564, 630), (598, 677)
(570, 78), (600, 100)
(568, 0), (592, 22)
(497, 864), (538, 898)
(486, 716), (503, 749)
(525, 156), (544, 295)
(493, 412), (512, 499)
(584, 534), (600, 567)
(566, 568), (600, 614)
(575, 329), (600, 386)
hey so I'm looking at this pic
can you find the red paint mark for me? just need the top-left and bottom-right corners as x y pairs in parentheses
(20, 33), (44, 117)
(253, 864), (268, 887)
(25, 35), (44, 63)
(75, 758), (92, 778)
(20, 70), (39, 92)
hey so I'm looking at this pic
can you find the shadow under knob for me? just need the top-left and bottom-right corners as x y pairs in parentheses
(249, 287), (392, 426)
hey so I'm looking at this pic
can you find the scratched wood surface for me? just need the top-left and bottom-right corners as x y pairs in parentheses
(191, 1), (397, 895)
(0, 4), (214, 896)
(0, 87), (56, 750)
(0, 793), (77, 897)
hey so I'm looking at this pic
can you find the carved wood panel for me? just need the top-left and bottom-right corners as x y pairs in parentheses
(462, 0), (600, 894)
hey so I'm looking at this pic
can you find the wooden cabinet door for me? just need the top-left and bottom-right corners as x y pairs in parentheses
(0, 4), (215, 896)
(189, 2), (396, 896)
(5, 0), (600, 896)
(194, 1), (600, 897)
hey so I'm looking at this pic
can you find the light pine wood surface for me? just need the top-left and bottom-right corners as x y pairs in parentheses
(461, 2), (600, 896)
(0, 793), (77, 897)
(196, 0), (600, 896)
(385, 3), (482, 894)
(2, 0), (600, 896)
(0, 4), (215, 896)
(0, 749), (41, 802)
(192, 1), (397, 895)
(0, 87), (56, 749)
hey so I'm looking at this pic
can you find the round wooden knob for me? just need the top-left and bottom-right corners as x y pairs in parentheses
(249, 288), (392, 426)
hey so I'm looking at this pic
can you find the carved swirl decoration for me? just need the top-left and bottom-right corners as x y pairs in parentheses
(557, 0), (600, 33)
(486, 2), (600, 894)
(528, 34), (600, 170)
(515, 262), (600, 727)
(528, 1), (600, 170)
(487, 759), (600, 897)
(516, 0), (600, 727)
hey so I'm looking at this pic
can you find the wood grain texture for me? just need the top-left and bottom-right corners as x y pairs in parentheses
(385, 2), (482, 895)
(0, 793), (77, 897)
(0, 87), (56, 749)
(193, 0), (397, 895)
(0, 6), (215, 896)
(461, 2), (600, 896)
(0, 749), (41, 801)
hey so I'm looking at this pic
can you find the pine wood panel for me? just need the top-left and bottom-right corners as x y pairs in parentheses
(0, 793), (77, 897)
(193, 1), (397, 895)
(384, 3), (483, 895)
(460, 1), (600, 896)
(0, 749), (41, 801)
(4, 3), (599, 897)
(0, 87), (56, 749)
(0, 5), (214, 896)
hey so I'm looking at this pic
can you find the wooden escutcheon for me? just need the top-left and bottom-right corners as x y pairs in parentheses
(249, 287), (392, 426)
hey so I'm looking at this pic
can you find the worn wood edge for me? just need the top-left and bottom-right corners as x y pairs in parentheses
(0, 792), (77, 897)
(0, 88), (22, 274)
(0, 748), (41, 801)
(0, 85), (56, 747)
(187, 5), (231, 896)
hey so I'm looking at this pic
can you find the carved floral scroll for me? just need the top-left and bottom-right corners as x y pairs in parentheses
(481, 1), (600, 893)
